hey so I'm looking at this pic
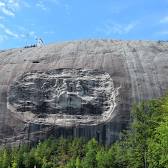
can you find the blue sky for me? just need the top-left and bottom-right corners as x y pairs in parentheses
(0, 0), (168, 49)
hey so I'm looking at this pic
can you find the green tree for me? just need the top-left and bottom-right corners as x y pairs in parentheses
(23, 150), (36, 168)
(11, 160), (18, 168)
(65, 158), (76, 168)
(82, 138), (99, 168)
(148, 116), (168, 168)
(75, 157), (82, 168)
(96, 148), (109, 168)
(0, 148), (11, 168)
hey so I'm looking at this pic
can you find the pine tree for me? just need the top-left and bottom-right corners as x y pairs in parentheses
(82, 138), (98, 168)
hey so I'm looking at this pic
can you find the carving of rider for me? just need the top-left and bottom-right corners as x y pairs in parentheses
(76, 81), (84, 96)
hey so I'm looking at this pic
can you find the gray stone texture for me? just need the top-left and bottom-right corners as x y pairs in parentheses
(0, 39), (168, 145)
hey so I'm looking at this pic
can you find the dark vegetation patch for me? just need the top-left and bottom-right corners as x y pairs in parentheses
(1, 94), (168, 168)
(24, 44), (37, 49)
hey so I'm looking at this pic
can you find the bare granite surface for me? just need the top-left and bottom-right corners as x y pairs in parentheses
(0, 39), (168, 145)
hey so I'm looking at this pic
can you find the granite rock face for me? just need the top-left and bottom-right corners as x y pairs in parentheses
(8, 68), (118, 126)
(0, 39), (168, 145)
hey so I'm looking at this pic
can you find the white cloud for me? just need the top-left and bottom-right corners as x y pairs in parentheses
(20, 31), (36, 38)
(2, 8), (15, 16)
(36, 1), (47, 11)
(28, 31), (36, 38)
(0, 24), (19, 38)
(0, 24), (37, 45)
(8, 0), (20, 11)
(36, 0), (70, 14)
(0, 34), (7, 43)
(0, 2), (5, 8)
(0, 0), (30, 17)
(5, 29), (18, 38)
(157, 31), (168, 35)
(97, 22), (137, 36)
(0, 1), (15, 16)
(14, 25), (37, 38)
(36, 0), (61, 11)
(160, 16), (168, 24)
(0, 0), (18, 16)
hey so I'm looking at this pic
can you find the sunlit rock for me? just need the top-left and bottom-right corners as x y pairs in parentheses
(0, 39), (167, 145)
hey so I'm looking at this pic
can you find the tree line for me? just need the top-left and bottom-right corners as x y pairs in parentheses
(0, 94), (168, 168)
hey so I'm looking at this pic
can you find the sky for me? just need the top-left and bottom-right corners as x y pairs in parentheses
(0, 0), (168, 49)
